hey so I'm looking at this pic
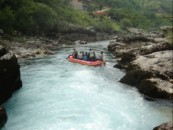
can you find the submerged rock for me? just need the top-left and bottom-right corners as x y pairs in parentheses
(0, 45), (22, 104)
(0, 107), (7, 128)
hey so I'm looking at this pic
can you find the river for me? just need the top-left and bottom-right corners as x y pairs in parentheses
(2, 41), (172, 130)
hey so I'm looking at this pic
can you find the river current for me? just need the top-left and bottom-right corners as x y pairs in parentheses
(2, 41), (172, 130)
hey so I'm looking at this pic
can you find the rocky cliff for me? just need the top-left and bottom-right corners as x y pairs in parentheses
(0, 45), (22, 104)
(108, 27), (173, 100)
(0, 45), (22, 128)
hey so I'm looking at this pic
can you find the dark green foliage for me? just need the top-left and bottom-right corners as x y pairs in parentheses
(108, 8), (172, 30)
(0, 0), (172, 35)
(0, 6), (15, 33)
(0, 0), (105, 35)
(89, 0), (172, 30)
(14, 2), (58, 34)
(33, 0), (68, 9)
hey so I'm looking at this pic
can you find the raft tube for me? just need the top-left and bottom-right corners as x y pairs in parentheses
(68, 56), (104, 66)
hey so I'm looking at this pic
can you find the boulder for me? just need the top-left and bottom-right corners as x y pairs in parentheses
(0, 107), (7, 128)
(138, 78), (173, 99)
(153, 121), (173, 130)
(0, 45), (22, 104)
(122, 34), (152, 43)
(133, 51), (173, 80)
(120, 69), (153, 86)
(140, 42), (173, 55)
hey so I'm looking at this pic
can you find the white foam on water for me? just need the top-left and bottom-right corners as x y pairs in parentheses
(2, 41), (172, 130)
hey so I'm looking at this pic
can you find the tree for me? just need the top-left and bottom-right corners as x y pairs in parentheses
(0, 6), (15, 33)
(15, 2), (58, 34)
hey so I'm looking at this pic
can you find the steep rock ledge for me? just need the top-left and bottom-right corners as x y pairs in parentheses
(0, 45), (22, 128)
(0, 45), (22, 104)
(153, 121), (173, 130)
(108, 29), (173, 129)
(108, 29), (173, 100)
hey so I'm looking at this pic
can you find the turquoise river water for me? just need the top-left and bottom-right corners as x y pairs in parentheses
(2, 41), (172, 130)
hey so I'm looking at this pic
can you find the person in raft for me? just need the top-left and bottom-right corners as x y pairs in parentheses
(88, 49), (96, 61)
(97, 51), (106, 65)
(83, 52), (88, 61)
(78, 52), (84, 60)
(72, 48), (78, 59)
(97, 51), (104, 61)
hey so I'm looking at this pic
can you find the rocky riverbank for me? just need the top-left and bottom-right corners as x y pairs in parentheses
(108, 27), (173, 130)
(0, 23), (112, 60)
(108, 27), (173, 100)
(0, 33), (111, 60)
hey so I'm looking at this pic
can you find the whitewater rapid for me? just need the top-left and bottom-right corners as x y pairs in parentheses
(2, 41), (172, 130)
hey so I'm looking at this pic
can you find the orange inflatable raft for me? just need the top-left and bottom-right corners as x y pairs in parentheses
(68, 56), (105, 66)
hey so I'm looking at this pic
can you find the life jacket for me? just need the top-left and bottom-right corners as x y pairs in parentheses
(83, 52), (88, 60)
(97, 54), (103, 60)
(78, 53), (83, 59)
(89, 51), (95, 58)
(73, 50), (78, 58)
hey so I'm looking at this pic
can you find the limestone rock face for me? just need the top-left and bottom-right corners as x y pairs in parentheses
(0, 45), (22, 104)
(108, 29), (173, 100)
(153, 121), (173, 130)
(138, 78), (173, 99)
(0, 107), (7, 128)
